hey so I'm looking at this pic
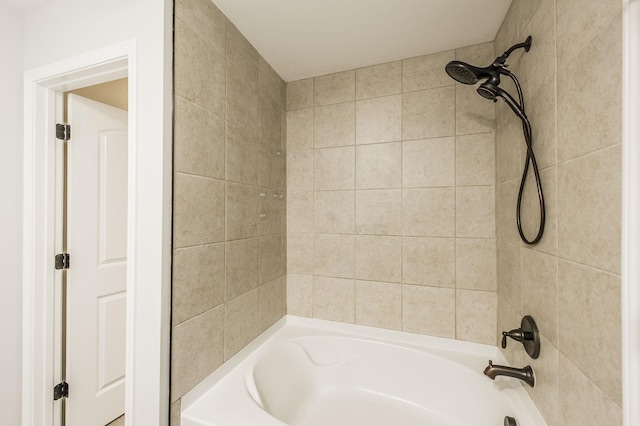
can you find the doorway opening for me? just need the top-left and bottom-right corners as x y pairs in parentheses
(53, 78), (129, 426)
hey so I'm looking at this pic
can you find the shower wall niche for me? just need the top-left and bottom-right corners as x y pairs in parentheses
(285, 42), (498, 345)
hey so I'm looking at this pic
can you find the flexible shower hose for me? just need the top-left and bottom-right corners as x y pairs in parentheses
(506, 72), (546, 245)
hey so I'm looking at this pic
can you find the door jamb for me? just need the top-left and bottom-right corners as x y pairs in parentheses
(21, 41), (146, 426)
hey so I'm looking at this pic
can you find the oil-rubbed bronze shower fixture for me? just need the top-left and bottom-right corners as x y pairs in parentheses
(501, 315), (540, 359)
(445, 36), (546, 245)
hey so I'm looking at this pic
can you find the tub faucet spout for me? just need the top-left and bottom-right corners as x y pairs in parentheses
(483, 360), (535, 387)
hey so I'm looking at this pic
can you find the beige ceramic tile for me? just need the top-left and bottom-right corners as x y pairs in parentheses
(456, 133), (495, 186)
(402, 188), (455, 237)
(170, 400), (181, 426)
(356, 61), (402, 99)
(225, 237), (259, 300)
(556, 0), (621, 69)
(259, 96), (282, 149)
(286, 150), (313, 190)
(521, 166), (558, 255)
(517, 0), (556, 95)
(225, 182), (259, 241)
(355, 280), (402, 330)
(402, 50), (455, 93)
(287, 233), (313, 275)
(226, 122), (258, 185)
(259, 57), (284, 107)
(175, 0), (225, 56)
(455, 42), (495, 67)
(287, 191), (314, 233)
(558, 260), (621, 405)
(496, 116), (524, 184)
(174, 16), (226, 117)
(314, 71), (355, 106)
(355, 142), (402, 189)
(174, 97), (225, 179)
(286, 108), (313, 152)
(456, 84), (495, 136)
(258, 188), (284, 236)
(286, 274), (313, 317)
(524, 334), (559, 425)
(314, 234), (354, 279)
(225, 20), (258, 70)
(286, 78), (313, 110)
(521, 249), (558, 345)
(314, 190), (355, 234)
(494, 2), (518, 59)
(355, 235), (402, 282)
(355, 95), (402, 144)
(456, 290), (497, 345)
(456, 238), (497, 291)
(313, 276), (355, 323)
(172, 244), (225, 325)
(524, 77), (556, 170)
(557, 17), (622, 162)
(557, 145), (621, 273)
(258, 277), (284, 332)
(497, 241), (522, 308)
(496, 179), (523, 246)
(402, 237), (455, 288)
(558, 354), (622, 426)
(314, 102), (355, 148)
(516, 0), (543, 35)
(171, 305), (224, 400)
(173, 173), (225, 248)
(259, 143), (285, 190)
(403, 86), (455, 140)
(355, 189), (401, 236)
(402, 285), (455, 338)
(224, 289), (258, 360)
(402, 137), (455, 188)
(314, 146), (355, 190)
(226, 59), (258, 133)
(456, 186), (495, 238)
(259, 234), (285, 284)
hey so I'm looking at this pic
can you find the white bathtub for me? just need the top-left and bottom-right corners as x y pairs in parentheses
(181, 316), (548, 426)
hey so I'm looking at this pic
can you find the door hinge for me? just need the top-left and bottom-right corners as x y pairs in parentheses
(56, 123), (71, 141)
(55, 253), (70, 270)
(53, 382), (69, 400)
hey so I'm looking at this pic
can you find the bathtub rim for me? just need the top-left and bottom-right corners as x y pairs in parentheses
(180, 314), (504, 410)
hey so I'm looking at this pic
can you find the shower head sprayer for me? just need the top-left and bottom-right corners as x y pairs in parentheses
(444, 61), (501, 86)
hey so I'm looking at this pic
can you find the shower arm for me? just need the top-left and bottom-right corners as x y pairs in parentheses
(495, 36), (533, 66)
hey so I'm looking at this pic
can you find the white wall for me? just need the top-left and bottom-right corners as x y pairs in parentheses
(0, 4), (25, 426)
(22, 0), (173, 424)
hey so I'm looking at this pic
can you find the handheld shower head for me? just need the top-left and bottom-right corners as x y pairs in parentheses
(477, 82), (527, 121)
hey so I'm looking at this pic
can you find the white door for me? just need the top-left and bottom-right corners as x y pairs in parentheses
(66, 94), (128, 425)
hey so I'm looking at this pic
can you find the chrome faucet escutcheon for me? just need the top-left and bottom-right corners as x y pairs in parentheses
(483, 360), (535, 387)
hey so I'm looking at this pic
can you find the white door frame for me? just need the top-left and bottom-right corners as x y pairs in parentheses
(22, 41), (170, 426)
(622, 1), (640, 425)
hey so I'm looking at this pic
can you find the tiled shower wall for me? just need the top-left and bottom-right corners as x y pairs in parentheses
(285, 43), (499, 344)
(170, 0), (286, 422)
(495, 0), (622, 425)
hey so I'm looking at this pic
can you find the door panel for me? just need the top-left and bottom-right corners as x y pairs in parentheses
(66, 94), (127, 426)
